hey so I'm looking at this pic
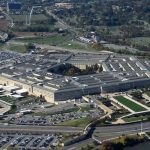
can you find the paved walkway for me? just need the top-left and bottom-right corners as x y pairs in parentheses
(112, 118), (125, 124)
(143, 93), (150, 102)
(96, 100), (113, 114)
(0, 100), (11, 115)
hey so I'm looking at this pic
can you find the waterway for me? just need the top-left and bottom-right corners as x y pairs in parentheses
(124, 141), (150, 150)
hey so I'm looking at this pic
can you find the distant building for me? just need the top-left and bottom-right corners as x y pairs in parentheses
(91, 35), (100, 43)
(0, 15), (5, 19)
(0, 51), (150, 103)
(7, 2), (22, 13)
(79, 37), (91, 43)
(55, 3), (73, 9)
(0, 32), (8, 42)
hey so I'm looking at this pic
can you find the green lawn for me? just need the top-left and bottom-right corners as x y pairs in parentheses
(61, 107), (79, 113)
(123, 115), (150, 122)
(34, 107), (79, 116)
(0, 96), (14, 104)
(17, 34), (71, 45)
(114, 96), (146, 112)
(0, 42), (4, 48)
(8, 44), (28, 53)
(16, 34), (90, 50)
(12, 14), (48, 22)
(58, 117), (93, 127)
(79, 106), (94, 112)
(128, 37), (150, 47)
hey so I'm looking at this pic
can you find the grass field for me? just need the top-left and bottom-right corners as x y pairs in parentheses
(7, 44), (28, 53)
(16, 34), (90, 50)
(34, 107), (79, 116)
(128, 37), (150, 47)
(0, 42), (4, 48)
(123, 115), (150, 122)
(0, 96), (14, 104)
(58, 117), (93, 127)
(12, 14), (48, 22)
(17, 34), (70, 44)
(114, 96), (146, 112)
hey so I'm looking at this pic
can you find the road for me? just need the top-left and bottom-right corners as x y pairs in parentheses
(0, 124), (83, 134)
(0, 122), (150, 141)
(62, 138), (94, 150)
(0, 10), (14, 27)
(0, 122), (150, 150)
(94, 121), (150, 141)
(45, 7), (77, 36)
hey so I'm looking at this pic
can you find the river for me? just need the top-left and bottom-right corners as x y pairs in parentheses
(124, 141), (150, 150)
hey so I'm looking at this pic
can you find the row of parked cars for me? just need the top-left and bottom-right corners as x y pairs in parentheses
(0, 134), (61, 149)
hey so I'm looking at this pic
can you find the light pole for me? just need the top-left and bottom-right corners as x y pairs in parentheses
(28, 6), (41, 26)
(140, 120), (143, 134)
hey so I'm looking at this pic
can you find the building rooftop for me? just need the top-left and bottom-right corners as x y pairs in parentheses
(0, 50), (149, 95)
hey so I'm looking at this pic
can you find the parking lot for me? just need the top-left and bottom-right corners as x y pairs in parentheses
(0, 50), (34, 68)
(0, 133), (62, 150)
(6, 107), (103, 126)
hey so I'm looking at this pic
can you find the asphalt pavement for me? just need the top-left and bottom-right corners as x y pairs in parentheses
(94, 122), (150, 141)
(0, 124), (83, 134)
(0, 121), (150, 141)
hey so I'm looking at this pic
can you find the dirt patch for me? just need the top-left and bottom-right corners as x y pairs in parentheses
(0, 20), (9, 31)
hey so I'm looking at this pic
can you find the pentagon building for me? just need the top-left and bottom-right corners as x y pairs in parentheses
(0, 51), (150, 103)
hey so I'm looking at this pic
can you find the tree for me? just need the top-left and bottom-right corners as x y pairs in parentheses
(100, 141), (114, 150)
(98, 65), (103, 73)
(26, 43), (35, 50)
(118, 135), (127, 145)
(93, 63), (99, 71)
(66, 68), (77, 76)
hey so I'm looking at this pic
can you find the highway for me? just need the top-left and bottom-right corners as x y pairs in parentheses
(0, 122), (150, 141)
(0, 9), (14, 27)
(45, 7), (77, 36)
(94, 121), (150, 141)
(0, 124), (83, 134)
(62, 138), (94, 150)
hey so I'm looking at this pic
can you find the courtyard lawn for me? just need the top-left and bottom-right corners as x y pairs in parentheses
(114, 96), (146, 112)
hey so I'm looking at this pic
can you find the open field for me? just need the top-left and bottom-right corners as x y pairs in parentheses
(128, 37), (150, 47)
(0, 43), (4, 49)
(7, 44), (28, 53)
(0, 96), (14, 104)
(34, 107), (79, 116)
(17, 34), (70, 44)
(114, 96), (146, 112)
(16, 34), (90, 50)
(58, 117), (93, 127)
(11, 14), (48, 22)
(123, 115), (150, 122)
(0, 20), (10, 31)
